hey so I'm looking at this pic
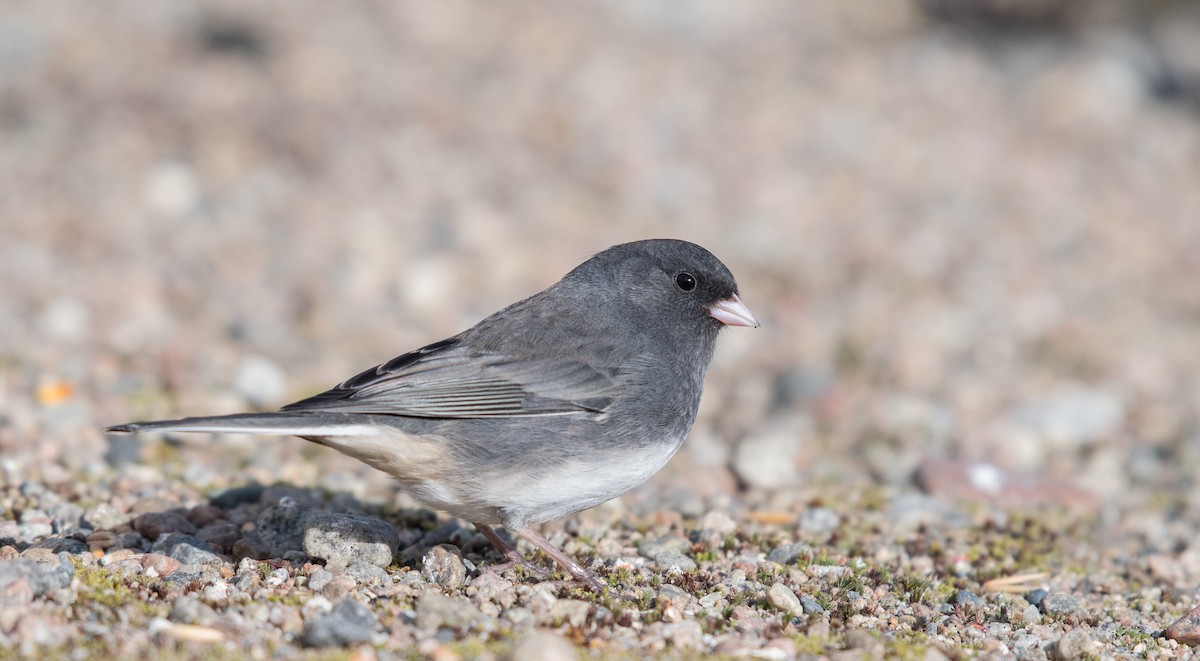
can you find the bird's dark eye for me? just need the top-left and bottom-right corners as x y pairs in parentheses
(675, 272), (697, 291)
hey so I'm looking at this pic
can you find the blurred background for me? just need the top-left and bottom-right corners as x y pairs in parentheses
(2, 1), (1199, 521)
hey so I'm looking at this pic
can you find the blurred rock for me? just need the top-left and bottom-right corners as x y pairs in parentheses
(416, 590), (484, 631)
(505, 631), (578, 661)
(233, 355), (287, 408)
(732, 415), (811, 489)
(300, 598), (378, 648)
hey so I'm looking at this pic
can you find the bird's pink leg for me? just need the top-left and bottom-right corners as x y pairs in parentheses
(514, 526), (604, 592)
(472, 523), (604, 591)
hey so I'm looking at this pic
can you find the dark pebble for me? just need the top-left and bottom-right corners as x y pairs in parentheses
(256, 497), (311, 556)
(209, 483), (266, 509)
(134, 512), (198, 540)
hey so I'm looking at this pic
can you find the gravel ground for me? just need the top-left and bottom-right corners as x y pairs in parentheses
(3, 2), (1200, 659)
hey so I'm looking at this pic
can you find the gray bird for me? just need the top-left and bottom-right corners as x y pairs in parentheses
(106, 239), (758, 590)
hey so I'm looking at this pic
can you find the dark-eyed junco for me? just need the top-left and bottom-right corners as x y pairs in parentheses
(107, 239), (757, 590)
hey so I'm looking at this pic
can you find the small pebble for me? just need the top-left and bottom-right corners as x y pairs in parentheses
(308, 568), (334, 593)
(422, 544), (467, 589)
(300, 598), (378, 648)
(345, 562), (390, 587)
(134, 512), (197, 540)
(1039, 593), (1080, 617)
(766, 583), (802, 616)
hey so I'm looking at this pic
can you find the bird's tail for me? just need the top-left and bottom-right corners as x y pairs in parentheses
(104, 412), (379, 437)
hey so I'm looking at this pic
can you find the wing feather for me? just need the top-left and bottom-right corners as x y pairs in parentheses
(281, 337), (618, 418)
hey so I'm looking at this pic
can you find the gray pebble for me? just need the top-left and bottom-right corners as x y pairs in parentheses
(766, 543), (813, 565)
(303, 513), (399, 569)
(0, 555), (74, 597)
(1039, 593), (1080, 617)
(1011, 632), (1046, 656)
(655, 584), (694, 612)
(1025, 588), (1048, 607)
(800, 595), (824, 615)
(653, 551), (697, 573)
(84, 502), (127, 530)
(18, 510), (53, 541)
(168, 595), (218, 626)
(264, 567), (289, 587)
(300, 598), (378, 647)
(954, 589), (984, 606)
(307, 568), (334, 593)
(422, 543), (467, 589)
(345, 561), (390, 587)
(151, 534), (222, 566)
(416, 590), (485, 630)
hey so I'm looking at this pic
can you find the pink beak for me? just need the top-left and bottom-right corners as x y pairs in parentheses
(709, 294), (760, 328)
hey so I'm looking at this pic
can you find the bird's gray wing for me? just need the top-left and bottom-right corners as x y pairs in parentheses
(280, 337), (619, 418)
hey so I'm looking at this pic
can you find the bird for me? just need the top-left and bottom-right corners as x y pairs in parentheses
(106, 239), (758, 590)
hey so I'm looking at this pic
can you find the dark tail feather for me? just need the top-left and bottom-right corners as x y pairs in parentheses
(103, 412), (379, 437)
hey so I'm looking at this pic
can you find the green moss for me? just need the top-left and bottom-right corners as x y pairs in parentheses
(884, 631), (937, 661)
(792, 631), (837, 655)
(70, 557), (161, 617)
(891, 573), (934, 604)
